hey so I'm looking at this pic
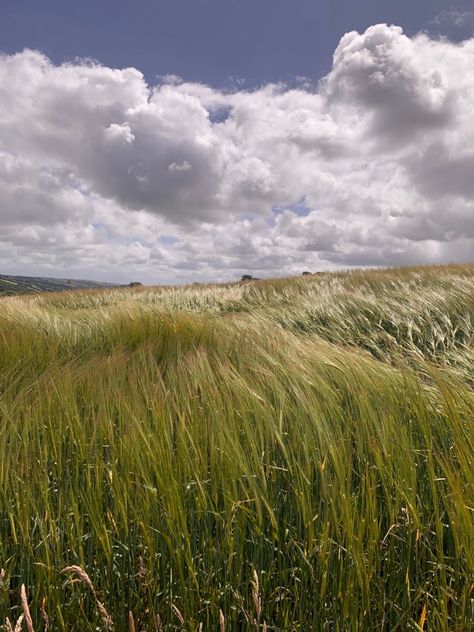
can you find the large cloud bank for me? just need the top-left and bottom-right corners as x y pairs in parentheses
(0, 24), (473, 281)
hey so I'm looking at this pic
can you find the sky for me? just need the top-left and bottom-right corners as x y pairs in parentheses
(0, 0), (473, 283)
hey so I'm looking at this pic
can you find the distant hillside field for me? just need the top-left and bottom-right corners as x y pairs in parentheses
(0, 273), (115, 296)
(0, 264), (473, 630)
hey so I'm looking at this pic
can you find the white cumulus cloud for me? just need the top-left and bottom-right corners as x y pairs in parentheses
(0, 24), (473, 282)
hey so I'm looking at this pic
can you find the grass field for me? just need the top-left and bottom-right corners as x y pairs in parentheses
(0, 264), (473, 631)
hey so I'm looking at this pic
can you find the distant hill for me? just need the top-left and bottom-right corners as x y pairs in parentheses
(0, 274), (116, 296)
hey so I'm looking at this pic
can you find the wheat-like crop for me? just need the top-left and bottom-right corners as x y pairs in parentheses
(0, 264), (472, 630)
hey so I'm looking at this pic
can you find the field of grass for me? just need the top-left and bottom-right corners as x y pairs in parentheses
(0, 264), (473, 631)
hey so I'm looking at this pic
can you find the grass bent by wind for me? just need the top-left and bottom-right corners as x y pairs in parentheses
(0, 264), (473, 630)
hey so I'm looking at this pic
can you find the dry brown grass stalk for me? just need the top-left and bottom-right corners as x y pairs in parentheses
(61, 566), (113, 631)
(251, 569), (261, 625)
(40, 597), (50, 632)
(4, 617), (14, 632)
(171, 604), (184, 625)
(7, 614), (23, 632)
(13, 616), (24, 632)
(20, 585), (34, 632)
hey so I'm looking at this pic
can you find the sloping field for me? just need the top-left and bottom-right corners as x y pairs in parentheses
(0, 264), (473, 630)
(0, 274), (116, 297)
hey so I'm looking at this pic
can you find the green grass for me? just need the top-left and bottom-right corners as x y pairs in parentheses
(0, 264), (473, 630)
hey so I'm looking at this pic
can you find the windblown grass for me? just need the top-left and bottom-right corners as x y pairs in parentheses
(0, 264), (473, 630)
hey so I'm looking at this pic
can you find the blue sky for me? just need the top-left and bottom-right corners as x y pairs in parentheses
(0, 1), (473, 282)
(0, 0), (470, 87)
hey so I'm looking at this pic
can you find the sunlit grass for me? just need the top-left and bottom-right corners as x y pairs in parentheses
(0, 264), (473, 630)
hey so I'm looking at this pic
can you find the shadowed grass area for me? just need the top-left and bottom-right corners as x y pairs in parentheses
(0, 264), (473, 630)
